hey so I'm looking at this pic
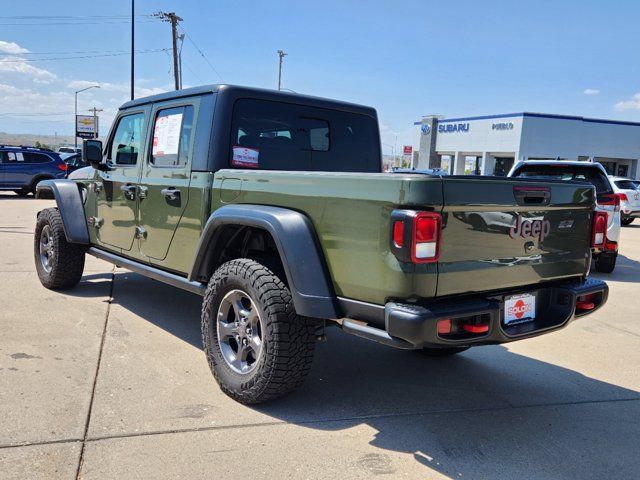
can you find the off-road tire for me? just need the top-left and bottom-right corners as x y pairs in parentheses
(420, 346), (470, 357)
(201, 258), (317, 404)
(621, 217), (634, 226)
(594, 252), (617, 274)
(34, 208), (85, 289)
(13, 189), (30, 197)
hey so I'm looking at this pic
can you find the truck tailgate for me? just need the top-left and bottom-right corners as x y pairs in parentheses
(436, 176), (594, 297)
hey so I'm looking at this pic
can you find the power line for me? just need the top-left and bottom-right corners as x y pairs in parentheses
(0, 19), (156, 26)
(3, 49), (131, 56)
(183, 33), (224, 82)
(0, 112), (73, 116)
(0, 48), (169, 62)
(0, 15), (151, 19)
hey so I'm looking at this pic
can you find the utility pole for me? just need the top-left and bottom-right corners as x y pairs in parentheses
(155, 11), (183, 90)
(277, 49), (287, 91)
(88, 107), (103, 139)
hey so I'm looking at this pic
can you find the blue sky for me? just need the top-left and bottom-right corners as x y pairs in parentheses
(1, 0), (639, 152)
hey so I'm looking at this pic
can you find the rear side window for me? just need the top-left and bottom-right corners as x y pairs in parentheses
(229, 99), (380, 172)
(150, 105), (195, 167)
(615, 180), (638, 190)
(1, 151), (51, 163)
(109, 112), (145, 165)
(512, 165), (612, 195)
(22, 152), (52, 163)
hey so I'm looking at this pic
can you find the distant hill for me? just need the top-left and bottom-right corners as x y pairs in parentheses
(0, 132), (76, 150)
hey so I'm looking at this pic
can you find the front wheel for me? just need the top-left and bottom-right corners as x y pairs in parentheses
(201, 258), (317, 404)
(594, 252), (617, 273)
(34, 208), (85, 289)
(13, 189), (30, 197)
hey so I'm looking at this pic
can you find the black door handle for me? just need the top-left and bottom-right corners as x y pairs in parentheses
(160, 188), (180, 200)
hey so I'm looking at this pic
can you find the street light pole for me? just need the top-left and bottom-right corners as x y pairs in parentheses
(74, 85), (100, 148)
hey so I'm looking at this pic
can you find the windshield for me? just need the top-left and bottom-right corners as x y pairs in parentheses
(512, 164), (612, 195)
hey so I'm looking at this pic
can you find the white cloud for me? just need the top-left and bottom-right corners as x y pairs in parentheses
(615, 93), (640, 111)
(0, 56), (56, 82)
(0, 40), (29, 54)
(583, 88), (600, 95)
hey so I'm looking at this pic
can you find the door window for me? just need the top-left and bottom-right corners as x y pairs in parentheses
(150, 105), (195, 167)
(109, 113), (145, 166)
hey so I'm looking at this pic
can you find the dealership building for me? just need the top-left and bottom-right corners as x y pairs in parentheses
(413, 112), (640, 179)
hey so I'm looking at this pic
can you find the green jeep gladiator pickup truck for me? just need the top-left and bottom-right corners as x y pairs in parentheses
(34, 85), (608, 404)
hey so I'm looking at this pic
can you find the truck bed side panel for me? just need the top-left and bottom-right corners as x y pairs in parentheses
(212, 170), (443, 305)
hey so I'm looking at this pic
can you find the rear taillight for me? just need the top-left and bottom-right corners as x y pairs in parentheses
(57, 163), (68, 171)
(412, 212), (441, 263)
(599, 193), (620, 212)
(390, 210), (442, 264)
(592, 211), (607, 248)
(617, 192), (628, 203)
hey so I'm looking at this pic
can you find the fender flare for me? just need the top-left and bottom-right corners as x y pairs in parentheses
(36, 179), (90, 245)
(189, 204), (339, 319)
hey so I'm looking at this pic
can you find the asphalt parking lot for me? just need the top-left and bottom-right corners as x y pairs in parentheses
(1, 192), (639, 480)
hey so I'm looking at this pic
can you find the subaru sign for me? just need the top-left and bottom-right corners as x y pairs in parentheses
(438, 122), (470, 133)
(421, 124), (431, 134)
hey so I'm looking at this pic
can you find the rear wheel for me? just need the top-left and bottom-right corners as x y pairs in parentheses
(13, 189), (30, 197)
(419, 346), (470, 357)
(621, 217), (634, 226)
(201, 258), (317, 404)
(594, 252), (617, 273)
(34, 208), (85, 289)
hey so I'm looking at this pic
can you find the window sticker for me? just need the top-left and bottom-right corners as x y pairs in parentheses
(152, 113), (183, 156)
(232, 146), (260, 168)
(16, 152), (24, 161)
(7, 152), (16, 161)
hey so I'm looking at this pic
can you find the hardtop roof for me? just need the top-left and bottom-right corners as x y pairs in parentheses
(119, 84), (377, 116)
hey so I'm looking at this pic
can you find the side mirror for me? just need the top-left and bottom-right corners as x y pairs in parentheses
(82, 139), (106, 170)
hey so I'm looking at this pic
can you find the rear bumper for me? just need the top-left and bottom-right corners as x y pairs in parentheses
(345, 278), (608, 349)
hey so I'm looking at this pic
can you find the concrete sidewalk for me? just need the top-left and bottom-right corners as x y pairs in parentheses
(1, 191), (639, 479)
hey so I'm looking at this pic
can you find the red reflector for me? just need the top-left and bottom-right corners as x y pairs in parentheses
(58, 163), (68, 171)
(576, 301), (595, 310)
(462, 324), (489, 334)
(437, 318), (451, 335)
(605, 240), (618, 252)
(393, 221), (404, 247)
(415, 216), (437, 242)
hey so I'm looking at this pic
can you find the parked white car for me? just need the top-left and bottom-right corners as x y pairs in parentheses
(609, 176), (640, 226)
(509, 161), (621, 273)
